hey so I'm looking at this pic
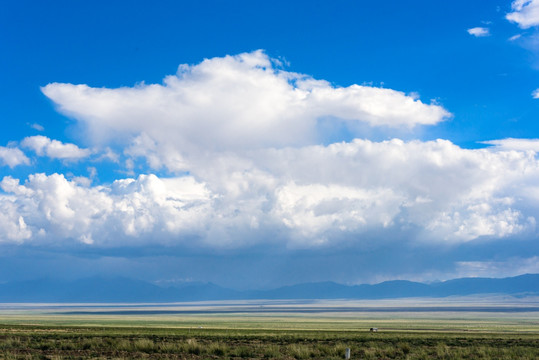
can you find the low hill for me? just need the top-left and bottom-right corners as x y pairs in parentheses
(0, 274), (537, 302)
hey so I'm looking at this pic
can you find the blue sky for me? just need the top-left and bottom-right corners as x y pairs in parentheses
(1, 0), (539, 289)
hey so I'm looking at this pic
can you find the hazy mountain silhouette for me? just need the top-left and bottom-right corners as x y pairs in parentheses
(0, 274), (537, 302)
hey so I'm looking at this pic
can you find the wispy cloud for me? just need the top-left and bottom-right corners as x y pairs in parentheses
(456, 257), (539, 278)
(509, 33), (523, 41)
(482, 137), (539, 151)
(29, 123), (44, 131)
(467, 27), (490, 37)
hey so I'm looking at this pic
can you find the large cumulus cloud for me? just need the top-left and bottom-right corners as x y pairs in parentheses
(42, 50), (450, 171)
(1, 139), (539, 248)
(0, 174), (211, 246)
(1, 51), (538, 253)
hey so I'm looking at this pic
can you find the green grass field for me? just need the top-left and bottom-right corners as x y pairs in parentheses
(0, 299), (538, 359)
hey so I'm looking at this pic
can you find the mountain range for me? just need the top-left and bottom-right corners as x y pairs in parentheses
(0, 274), (537, 303)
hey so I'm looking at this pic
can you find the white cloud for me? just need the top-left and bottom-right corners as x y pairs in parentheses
(456, 256), (539, 278)
(21, 135), (90, 160)
(96, 147), (120, 163)
(533, 88), (539, 98)
(0, 202), (32, 243)
(29, 123), (44, 131)
(42, 51), (450, 172)
(507, 0), (539, 29)
(2, 139), (539, 248)
(509, 33), (523, 41)
(482, 138), (539, 151)
(272, 182), (404, 245)
(0, 146), (30, 168)
(3, 52), (538, 250)
(467, 27), (490, 37)
(252, 139), (539, 243)
(0, 173), (211, 246)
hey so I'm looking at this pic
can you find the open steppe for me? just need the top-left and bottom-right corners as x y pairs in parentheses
(0, 298), (538, 359)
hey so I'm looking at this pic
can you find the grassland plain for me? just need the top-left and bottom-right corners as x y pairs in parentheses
(0, 299), (538, 359)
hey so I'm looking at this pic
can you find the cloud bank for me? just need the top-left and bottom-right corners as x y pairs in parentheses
(1, 138), (539, 248)
(1, 51), (537, 255)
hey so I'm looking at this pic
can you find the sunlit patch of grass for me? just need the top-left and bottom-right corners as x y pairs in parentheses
(262, 344), (280, 358)
(132, 337), (155, 352)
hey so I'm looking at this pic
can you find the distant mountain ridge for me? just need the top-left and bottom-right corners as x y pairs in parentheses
(0, 274), (537, 303)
